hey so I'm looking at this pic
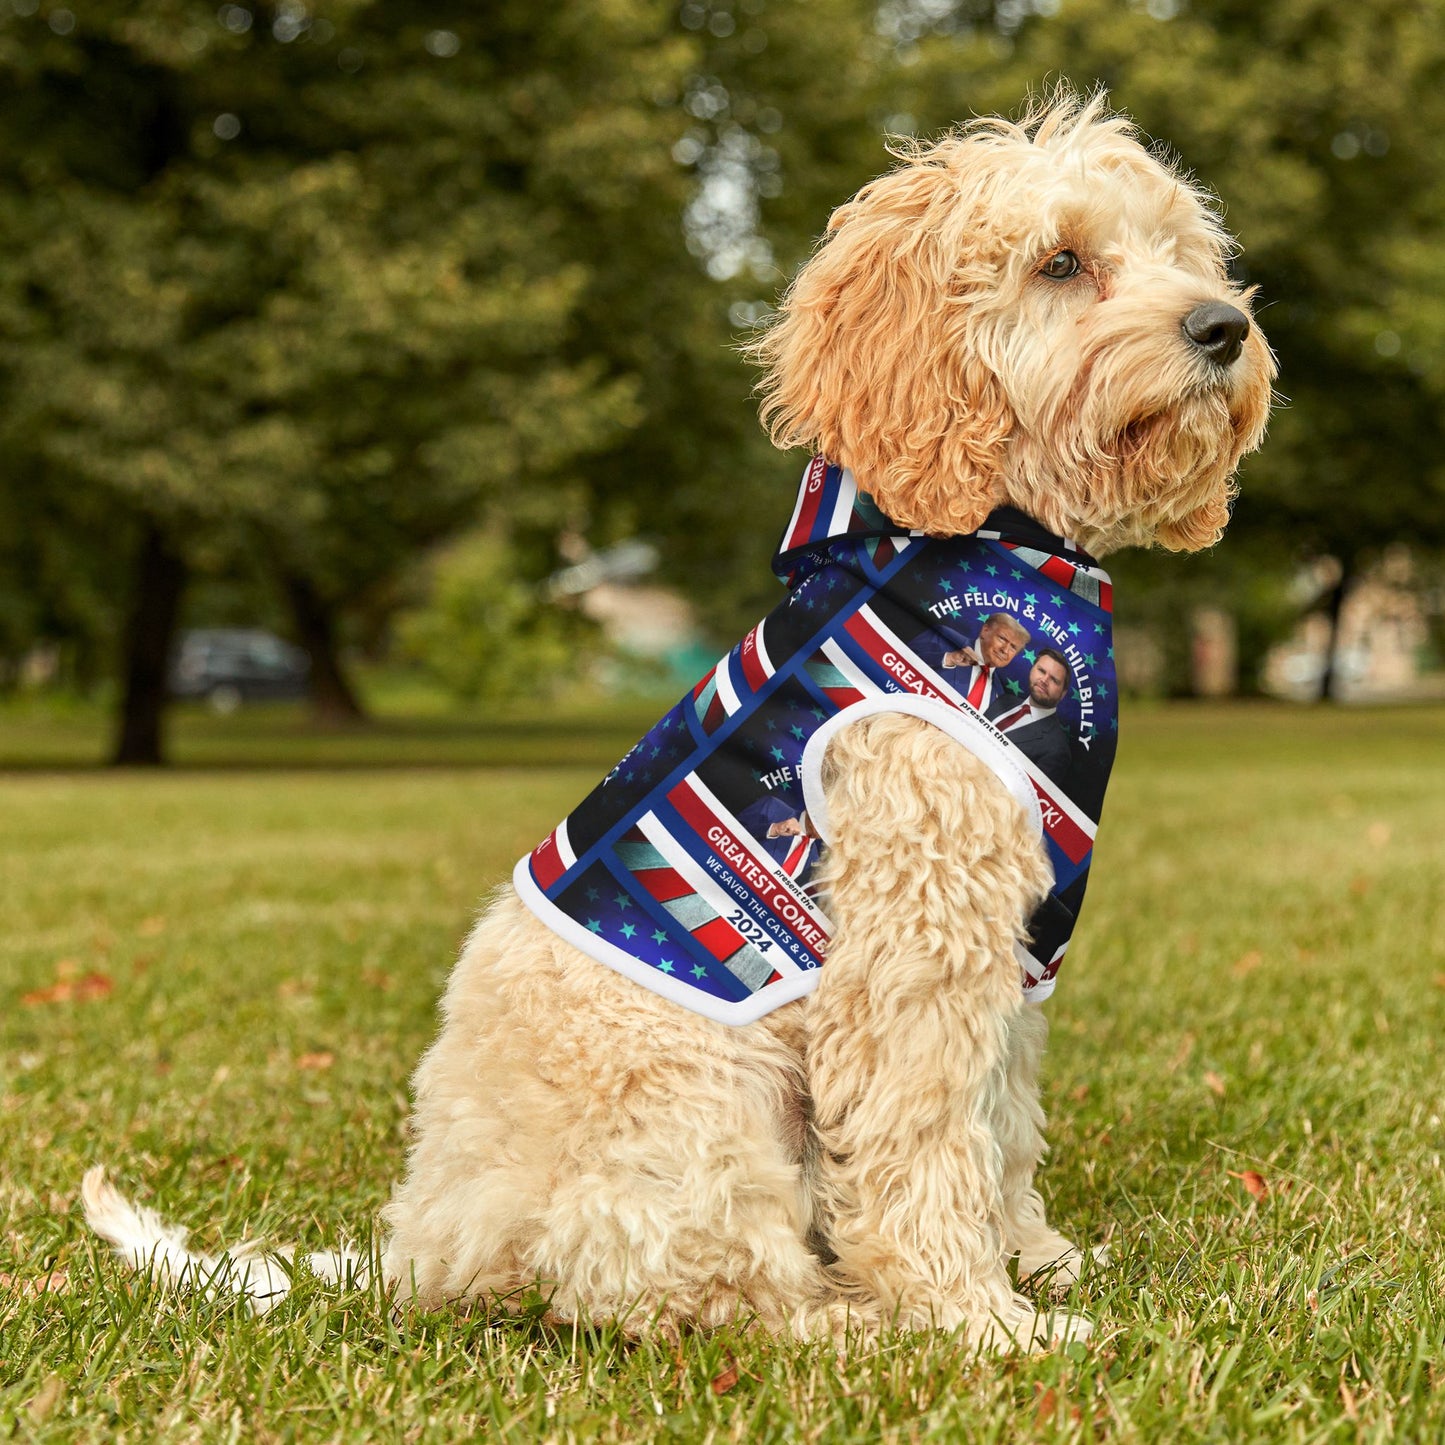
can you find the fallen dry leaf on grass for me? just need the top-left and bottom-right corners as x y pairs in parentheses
(27, 1375), (64, 1424)
(1034, 1386), (1058, 1424)
(1204, 1070), (1227, 1098)
(1167, 1033), (1196, 1073)
(711, 1358), (740, 1396)
(1033, 1385), (1086, 1427)
(1339, 1379), (1359, 1420)
(0, 1268), (70, 1299)
(21, 972), (114, 1006)
(295, 1052), (334, 1071)
(1228, 1169), (1269, 1201)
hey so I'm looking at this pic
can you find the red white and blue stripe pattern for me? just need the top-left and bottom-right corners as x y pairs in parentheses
(692, 620), (778, 735)
(776, 458), (908, 582)
(514, 458), (1118, 1023)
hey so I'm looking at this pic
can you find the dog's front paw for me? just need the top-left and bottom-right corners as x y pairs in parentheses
(1032, 1307), (1093, 1348)
(973, 1295), (1092, 1353)
(1018, 1240), (1110, 1294)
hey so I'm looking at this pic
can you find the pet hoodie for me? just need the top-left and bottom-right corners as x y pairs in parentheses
(515, 457), (1119, 1026)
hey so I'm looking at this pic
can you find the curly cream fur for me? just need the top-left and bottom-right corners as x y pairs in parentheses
(86, 89), (1271, 1354)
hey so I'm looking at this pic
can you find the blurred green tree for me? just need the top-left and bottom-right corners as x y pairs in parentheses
(395, 531), (598, 706)
(0, 0), (902, 755)
(16, 0), (1438, 740)
(0, 2), (696, 757)
(570, 0), (888, 633)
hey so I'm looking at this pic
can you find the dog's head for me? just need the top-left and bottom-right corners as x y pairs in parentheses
(751, 91), (1275, 555)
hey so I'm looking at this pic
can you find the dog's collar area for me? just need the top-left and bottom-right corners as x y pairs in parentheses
(771, 459), (1098, 581)
(978, 505), (1096, 565)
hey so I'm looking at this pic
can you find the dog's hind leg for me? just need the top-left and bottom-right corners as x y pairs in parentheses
(803, 713), (1090, 1350)
(383, 893), (832, 1337)
(512, 997), (830, 1337)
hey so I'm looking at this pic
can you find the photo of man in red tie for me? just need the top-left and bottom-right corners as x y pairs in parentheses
(736, 794), (820, 886)
(936, 612), (1030, 712)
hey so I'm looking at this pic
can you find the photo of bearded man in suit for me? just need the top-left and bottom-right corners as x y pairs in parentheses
(988, 647), (1074, 786)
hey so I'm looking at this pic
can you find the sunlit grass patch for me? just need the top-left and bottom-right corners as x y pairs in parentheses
(3, 704), (1443, 1441)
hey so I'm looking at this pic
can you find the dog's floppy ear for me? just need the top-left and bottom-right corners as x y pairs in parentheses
(749, 146), (1013, 536)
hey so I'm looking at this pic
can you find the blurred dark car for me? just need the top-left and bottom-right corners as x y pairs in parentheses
(170, 629), (311, 712)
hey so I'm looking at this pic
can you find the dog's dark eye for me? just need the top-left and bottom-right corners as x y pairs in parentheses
(1041, 250), (1081, 280)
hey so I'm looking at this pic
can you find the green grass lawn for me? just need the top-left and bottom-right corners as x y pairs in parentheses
(0, 685), (668, 771)
(3, 702), (1444, 1442)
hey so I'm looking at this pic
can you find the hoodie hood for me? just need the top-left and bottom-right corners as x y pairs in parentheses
(774, 456), (1106, 608)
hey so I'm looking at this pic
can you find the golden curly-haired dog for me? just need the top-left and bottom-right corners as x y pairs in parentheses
(85, 92), (1273, 1351)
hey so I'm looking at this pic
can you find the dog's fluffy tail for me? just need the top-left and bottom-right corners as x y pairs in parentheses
(81, 1165), (367, 1315)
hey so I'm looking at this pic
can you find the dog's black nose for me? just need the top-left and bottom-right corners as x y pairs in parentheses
(1182, 302), (1250, 367)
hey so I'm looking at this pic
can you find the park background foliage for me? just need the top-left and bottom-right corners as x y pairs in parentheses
(3, 1), (1445, 758)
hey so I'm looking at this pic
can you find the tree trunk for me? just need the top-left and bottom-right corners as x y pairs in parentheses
(1317, 556), (1355, 703)
(281, 571), (366, 725)
(112, 524), (187, 766)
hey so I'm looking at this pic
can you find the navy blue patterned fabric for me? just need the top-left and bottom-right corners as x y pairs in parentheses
(514, 459), (1119, 1025)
